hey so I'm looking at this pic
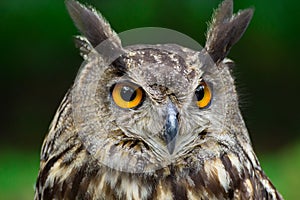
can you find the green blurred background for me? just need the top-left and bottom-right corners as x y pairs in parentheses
(1, 0), (299, 199)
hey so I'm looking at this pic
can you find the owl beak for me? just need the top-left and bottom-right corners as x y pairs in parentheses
(163, 102), (179, 155)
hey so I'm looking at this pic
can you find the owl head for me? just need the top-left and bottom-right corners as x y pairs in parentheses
(66, 0), (253, 173)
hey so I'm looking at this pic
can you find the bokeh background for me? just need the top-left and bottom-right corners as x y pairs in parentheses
(1, 0), (299, 199)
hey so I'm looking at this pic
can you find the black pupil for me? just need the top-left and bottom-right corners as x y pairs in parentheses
(195, 85), (205, 101)
(120, 86), (137, 101)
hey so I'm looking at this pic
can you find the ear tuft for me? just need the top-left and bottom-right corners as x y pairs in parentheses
(205, 0), (253, 63)
(65, 0), (121, 48)
(212, 0), (233, 25)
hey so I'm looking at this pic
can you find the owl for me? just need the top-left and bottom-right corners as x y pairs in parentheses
(35, 0), (283, 199)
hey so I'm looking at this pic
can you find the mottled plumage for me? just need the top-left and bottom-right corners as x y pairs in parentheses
(35, 0), (283, 199)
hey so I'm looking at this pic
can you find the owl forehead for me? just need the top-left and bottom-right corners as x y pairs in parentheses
(120, 46), (202, 97)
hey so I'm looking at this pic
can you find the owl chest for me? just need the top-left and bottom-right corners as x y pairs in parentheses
(88, 152), (263, 200)
(88, 162), (237, 200)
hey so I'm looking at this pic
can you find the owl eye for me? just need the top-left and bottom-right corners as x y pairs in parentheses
(195, 81), (212, 108)
(111, 82), (144, 109)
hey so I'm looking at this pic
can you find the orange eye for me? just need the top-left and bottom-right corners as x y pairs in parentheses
(112, 82), (144, 109)
(195, 81), (212, 108)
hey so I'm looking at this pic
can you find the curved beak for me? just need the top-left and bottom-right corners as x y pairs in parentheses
(163, 102), (179, 154)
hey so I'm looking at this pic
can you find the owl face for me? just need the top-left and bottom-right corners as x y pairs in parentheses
(67, 0), (253, 173)
(72, 43), (231, 173)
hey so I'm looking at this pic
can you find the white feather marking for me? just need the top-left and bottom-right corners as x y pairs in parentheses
(107, 171), (119, 188)
(187, 190), (199, 200)
(46, 159), (62, 186)
(119, 178), (139, 200)
(244, 179), (253, 196)
(96, 172), (106, 192)
(215, 159), (230, 192)
(204, 158), (230, 192)
(222, 58), (234, 65)
(156, 181), (173, 200)
(59, 164), (74, 183)
(228, 153), (242, 174)
(260, 178), (277, 199)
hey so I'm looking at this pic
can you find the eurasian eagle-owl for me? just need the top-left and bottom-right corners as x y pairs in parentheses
(35, 0), (283, 199)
